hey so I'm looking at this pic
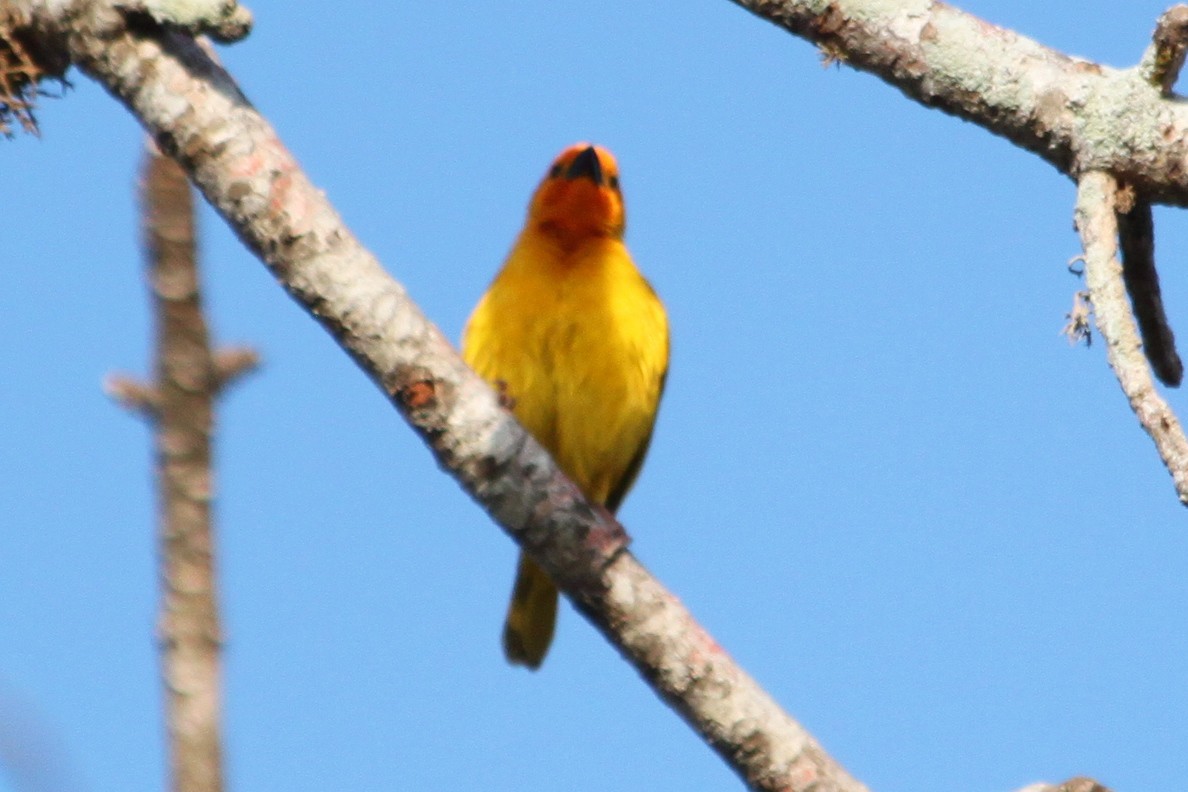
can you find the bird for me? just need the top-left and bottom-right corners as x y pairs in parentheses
(462, 143), (669, 669)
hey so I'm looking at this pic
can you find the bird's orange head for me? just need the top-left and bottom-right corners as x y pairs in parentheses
(527, 143), (625, 242)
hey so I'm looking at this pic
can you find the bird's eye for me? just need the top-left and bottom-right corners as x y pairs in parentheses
(608, 175), (620, 190)
(549, 163), (563, 178)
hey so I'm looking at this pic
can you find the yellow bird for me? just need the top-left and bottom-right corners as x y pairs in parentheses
(462, 143), (669, 669)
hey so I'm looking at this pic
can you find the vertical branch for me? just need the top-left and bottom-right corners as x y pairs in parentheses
(144, 145), (224, 792)
(109, 143), (257, 792)
(1074, 171), (1188, 503)
(1115, 194), (1182, 387)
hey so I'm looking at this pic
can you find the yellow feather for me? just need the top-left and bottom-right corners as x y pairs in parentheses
(462, 144), (669, 669)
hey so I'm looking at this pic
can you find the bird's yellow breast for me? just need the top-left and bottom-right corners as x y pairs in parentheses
(462, 231), (668, 508)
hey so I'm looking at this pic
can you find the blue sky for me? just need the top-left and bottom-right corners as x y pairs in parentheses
(2, 1), (1187, 791)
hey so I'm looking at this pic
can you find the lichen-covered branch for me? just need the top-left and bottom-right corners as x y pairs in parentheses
(726, 0), (1188, 503)
(1075, 171), (1188, 502)
(46, 9), (867, 792)
(729, 0), (1188, 206)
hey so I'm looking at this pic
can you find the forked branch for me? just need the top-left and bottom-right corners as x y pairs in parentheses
(1075, 171), (1188, 502)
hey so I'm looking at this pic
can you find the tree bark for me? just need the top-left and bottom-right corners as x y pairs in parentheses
(108, 144), (257, 792)
(57, 7), (864, 791)
(727, 0), (1188, 501)
(1075, 171), (1188, 499)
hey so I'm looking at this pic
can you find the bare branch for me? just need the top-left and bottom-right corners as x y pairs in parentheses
(1016, 779), (1114, 792)
(213, 346), (259, 390)
(1115, 193), (1182, 386)
(52, 12), (867, 792)
(105, 374), (161, 417)
(726, 0), (1188, 206)
(140, 145), (228, 792)
(1075, 171), (1188, 503)
(716, 0), (1188, 504)
(1, 0), (245, 136)
(127, 0), (253, 43)
(1141, 5), (1188, 95)
(109, 133), (256, 792)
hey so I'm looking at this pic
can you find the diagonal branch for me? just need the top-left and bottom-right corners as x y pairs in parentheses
(61, 12), (864, 792)
(724, 0), (1188, 503)
(727, 0), (1188, 206)
(1075, 171), (1188, 503)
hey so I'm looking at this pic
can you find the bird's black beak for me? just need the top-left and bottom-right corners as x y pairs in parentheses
(564, 145), (604, 186)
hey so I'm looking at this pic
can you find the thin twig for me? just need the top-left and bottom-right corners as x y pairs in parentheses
(1115, 193), (1182, 386)
(0, 10), (47, 135)
(1075, 171), (1188, 504)
(213, 346), (259, 389)
(1061, 288), (1092, 347)
(105, 374), (160, 417)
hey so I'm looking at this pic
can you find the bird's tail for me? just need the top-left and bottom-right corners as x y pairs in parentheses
(502, 552), (558, 669)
